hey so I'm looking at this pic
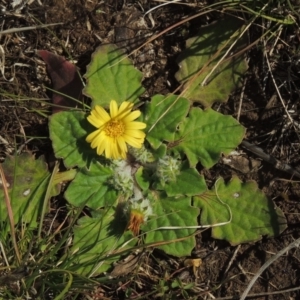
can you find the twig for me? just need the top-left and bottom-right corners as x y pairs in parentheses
(237, 262), (251, 281)
(144, 0), (182, 17)
(0, 23), (63, 35)
(0, 241), (10, 270)
(223, 245), (241, 278)
(240, 237), (300, 300)
(237, 77), (247, 121)
(214, 285), (300, 299)
(264, 48), (294, 126)
(201, 18), (253, 87)
(241, 140), (300, 178)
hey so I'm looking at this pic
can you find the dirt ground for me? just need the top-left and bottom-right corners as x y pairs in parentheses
(1, 0), (300, 299)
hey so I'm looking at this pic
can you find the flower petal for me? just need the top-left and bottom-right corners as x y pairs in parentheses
(117, 104), (134, 120)
(86, 129), (101, 144)
(87, 106), (110, 128)
(123, 110), (141, 122)
(95, 134), (106, 155)
(119, 101), (133, 114)
(87, 115), (101, 128)
(124, 129), (146, 139)
(123, 134), (144, 148)
(94, 105), (111, 122)
(125, 121), (146, 130)
(91, 131), (106, 150)
(116, 136), (128, 155)
(105, 140), (112, 159)
(110, 100), (119, 118)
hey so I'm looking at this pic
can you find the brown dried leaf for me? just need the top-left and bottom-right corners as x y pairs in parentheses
(36, 50), (83, 113)
(110, 252), (143, 277)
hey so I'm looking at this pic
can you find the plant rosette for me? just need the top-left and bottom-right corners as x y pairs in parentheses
(48, 42), (287, 276)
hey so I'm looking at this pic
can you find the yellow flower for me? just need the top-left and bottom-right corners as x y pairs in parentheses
(86, 100), (146, 159)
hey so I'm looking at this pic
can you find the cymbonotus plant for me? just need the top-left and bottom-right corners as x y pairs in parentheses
(48, 17), (287, 275)
(0, 17), (287, 282)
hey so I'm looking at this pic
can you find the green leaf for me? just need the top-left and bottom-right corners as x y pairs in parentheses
(52, 169), (77, 197)
(144, 94), (190, 149)
(172, 108), (245, 168)
(135, 166), (150, 192)
(156, 161), (207, 197)
(0, 153), (50, 229)
(144, 194), (199, 256)
(66, 207), (135, 276)
(175, 17), (248, 107)
(194, 177), (287, 245)
(64, 161), (118, 209)
(49, 111), (98, 168)
(151, 144), (167, 159)
(83, 44), (145, 108)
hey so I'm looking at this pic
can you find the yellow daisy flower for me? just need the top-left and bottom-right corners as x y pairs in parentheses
(86, 100), (146, 159)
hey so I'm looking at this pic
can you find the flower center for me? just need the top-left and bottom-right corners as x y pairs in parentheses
(104, 120), (125, 138)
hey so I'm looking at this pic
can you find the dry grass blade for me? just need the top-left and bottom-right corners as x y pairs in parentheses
(240, 237), (300, 300)
(0, 164), (21, 264)
(37, 161), (59, 239)
(0, 23), (63, 35)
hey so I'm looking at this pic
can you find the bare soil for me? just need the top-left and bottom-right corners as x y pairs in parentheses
(1, 0), (300, 299)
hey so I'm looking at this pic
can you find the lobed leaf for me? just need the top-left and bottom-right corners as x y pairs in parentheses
(144, 194), (199, 256)
(84, 44), (145, 108)
(144, 94), (190, 149)
(194, 177), (287, 245)
(49, 111), (98, 168)
(155, 161), (207, 197)
(64, 161), (118, 209)
(175, 17), (248, 107)
(172, 108), (245, 168)
(0, 153), (50, 230)
(67, 208), (134, 276)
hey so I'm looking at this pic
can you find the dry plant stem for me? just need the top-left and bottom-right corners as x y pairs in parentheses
(215, 285), (300, 299)
(223, 245), (241, 278)
(0, 23), (63, 35)
(240, 237), (300, 300)
(129, 8), (215, 59)
(268, 25), (283, 57)
(241, 140), (300, 178)
(0, 164), (21, 264)
(0, 241), (10, 269)
(237, 262), (251, 281)
(37, 161), (59, 239)
(239, 4), (294, 24)
(201, 13), (257, 87)
(237, 77), (247, 121)
(144, 0), (182, 16)
(200, 3), (269, 88)
(264, 50), (295, 126)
